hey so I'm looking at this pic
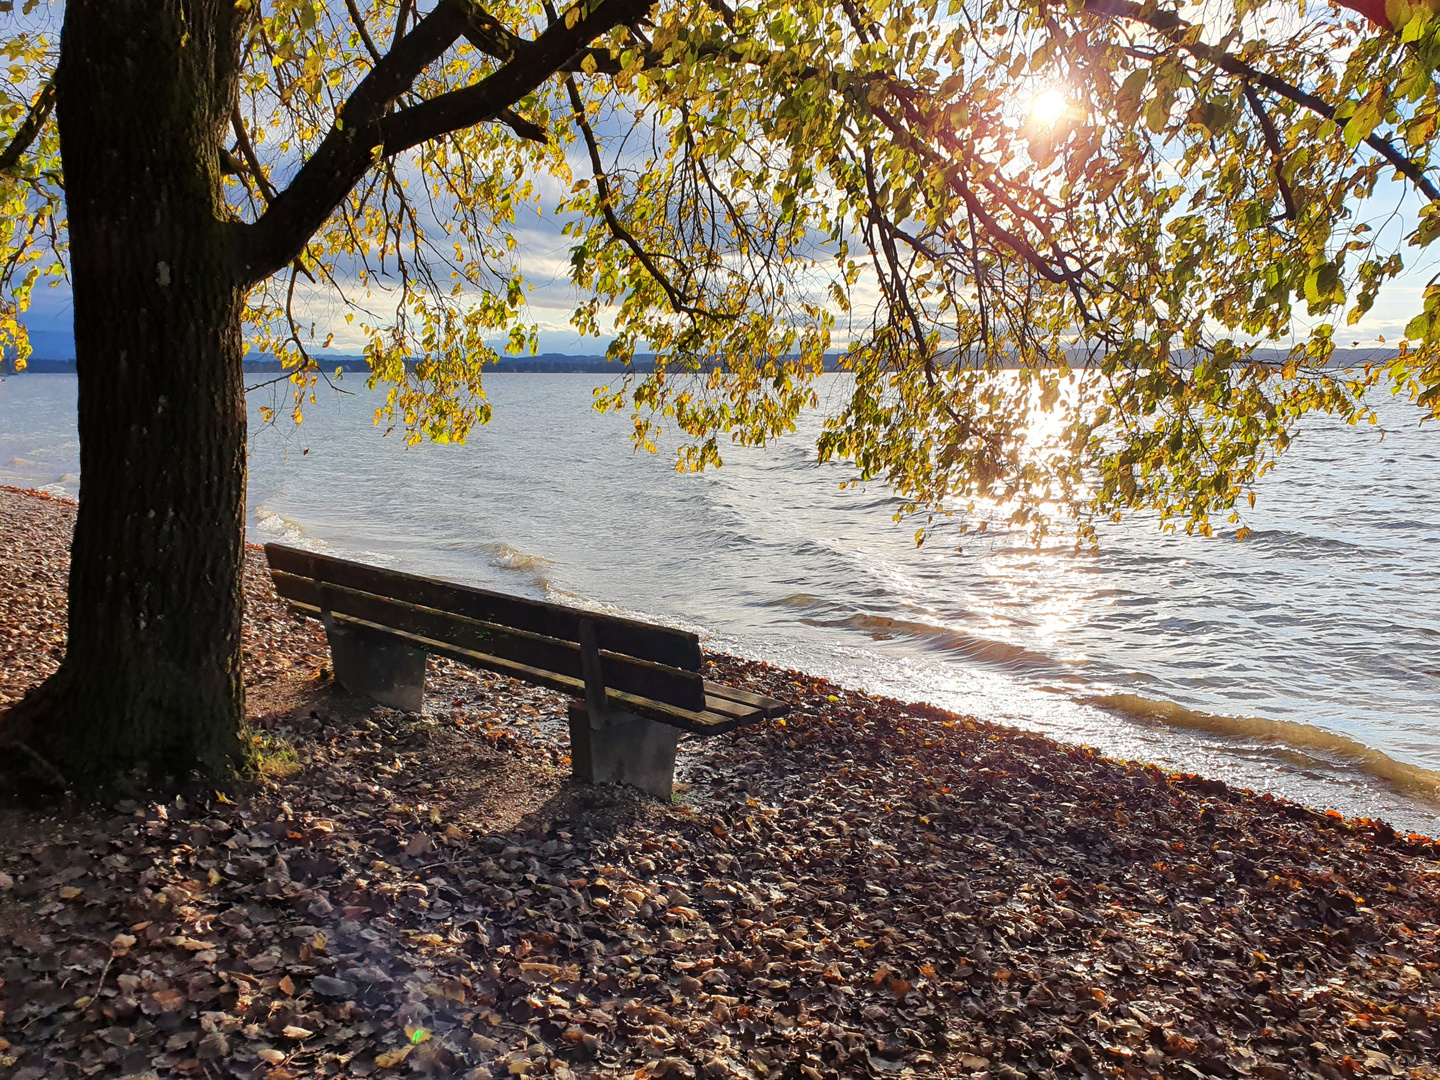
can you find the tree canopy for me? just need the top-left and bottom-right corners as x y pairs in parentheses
(4, 0), (1440, 546)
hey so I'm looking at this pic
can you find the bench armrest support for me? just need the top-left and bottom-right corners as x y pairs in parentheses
(578, 618), (609, 726)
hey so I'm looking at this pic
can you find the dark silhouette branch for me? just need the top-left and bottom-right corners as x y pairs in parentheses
(239, 0), (471, 281)
(497, 107), (548, 142)
(378, 0), (653, 154)
(459, 2), (622, 73)
(0, 78), (56, 174)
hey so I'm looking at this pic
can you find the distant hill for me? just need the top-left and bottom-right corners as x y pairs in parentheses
(1, 346), (646, 375)
(3, 334), (1398, 375)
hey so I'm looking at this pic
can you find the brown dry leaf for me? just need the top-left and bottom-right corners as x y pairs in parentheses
(375, 1046), (413, 1068)
(166, 936), (213, 951)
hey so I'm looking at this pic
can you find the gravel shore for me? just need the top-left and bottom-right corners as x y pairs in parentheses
(1, 486), (1438, 1080)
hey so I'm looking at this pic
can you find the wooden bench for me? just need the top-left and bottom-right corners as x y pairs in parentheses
(263, 544), (788, 799)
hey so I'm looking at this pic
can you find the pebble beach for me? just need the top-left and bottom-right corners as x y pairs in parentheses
(1, 486), (1438, 1080)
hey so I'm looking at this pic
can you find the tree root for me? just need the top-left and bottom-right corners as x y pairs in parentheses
(0, 668), (74, 796)
(12, 739), (70, 790)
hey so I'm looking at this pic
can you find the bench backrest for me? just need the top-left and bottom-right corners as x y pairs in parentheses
(265, 543), (707, 711)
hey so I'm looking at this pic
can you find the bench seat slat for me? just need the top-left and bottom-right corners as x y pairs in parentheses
(700, 693), (772, 723)
(702, 679), (789, 720)
(273, 571), (706, 713)
(266, 543), (702, 671)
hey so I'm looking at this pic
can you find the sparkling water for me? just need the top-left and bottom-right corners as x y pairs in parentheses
(3, 372), (1437, 833)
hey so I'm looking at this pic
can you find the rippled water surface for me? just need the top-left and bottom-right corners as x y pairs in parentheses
(3, 372), (1437, 831)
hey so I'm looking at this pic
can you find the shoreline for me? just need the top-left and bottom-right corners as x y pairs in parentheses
(4, 482), (1437, 846)
(2, 485), (1439, 1079)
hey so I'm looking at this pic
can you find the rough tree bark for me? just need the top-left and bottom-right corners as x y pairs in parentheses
(4, 0), (249, 788)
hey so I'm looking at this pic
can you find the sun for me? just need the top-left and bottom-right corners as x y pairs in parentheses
(1029, 88), (1069, 126)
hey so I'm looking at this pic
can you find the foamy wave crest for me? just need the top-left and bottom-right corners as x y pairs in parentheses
(1087, 692), (1440, 804)
(252, 507), (317, 547)
(808, 612), (1061, 673)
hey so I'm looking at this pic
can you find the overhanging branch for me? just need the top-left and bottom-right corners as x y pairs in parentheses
(240, 0), (653, 284)
(239, 0), (472, 283)
(1084, 0), (1440, 203)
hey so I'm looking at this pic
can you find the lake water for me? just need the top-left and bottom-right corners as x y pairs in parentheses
(3, 372), (1438, 834)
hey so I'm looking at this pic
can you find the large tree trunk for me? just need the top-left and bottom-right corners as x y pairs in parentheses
(4, 0), (248, 788)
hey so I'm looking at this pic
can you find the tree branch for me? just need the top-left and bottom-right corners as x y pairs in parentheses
(497, 107), (548, 143)
(241, 0), (653, 284)
(232, 106), (278, 203)
(0, 78), (56, 175)
(1084, 0), (1440, 203)
(377, 0), (653, 157)
(1242, 82), (1298, 222)
(458, 2), (623, 74)
(564, 75), (693, 315)
(238, 0), (475, 283)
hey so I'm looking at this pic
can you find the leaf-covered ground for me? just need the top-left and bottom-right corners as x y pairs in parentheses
(2, 487), (1439, 1080)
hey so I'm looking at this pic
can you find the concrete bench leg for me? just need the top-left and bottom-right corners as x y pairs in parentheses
(567, 701), (679, 801)
(323, 617), (426, 712)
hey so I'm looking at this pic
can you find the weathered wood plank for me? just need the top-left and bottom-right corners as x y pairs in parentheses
(265, 543), (703, 670)
(273, 571), (706, 712)
(702, 679), (790, 720)
(700, 693), (766, 724)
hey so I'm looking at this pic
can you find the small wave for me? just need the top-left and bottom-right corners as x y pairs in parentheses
(486, 543), (554, 573)
(1240, 528), (1365, 555)
(1086, 692), (1440, 804)
(807, 612), (1061, 673)
(766, 592), (829, 610)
